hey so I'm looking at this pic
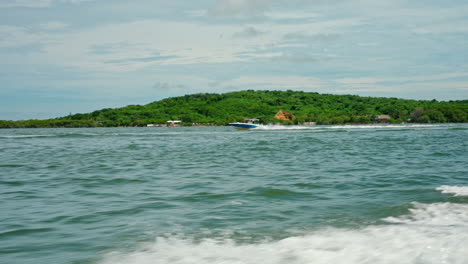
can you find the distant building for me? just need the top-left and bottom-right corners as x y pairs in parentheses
(274, 110), (296, 121)
(166, 120), (182, 127)
(301, 122), (317, 126)
(375, 115), (391, 122)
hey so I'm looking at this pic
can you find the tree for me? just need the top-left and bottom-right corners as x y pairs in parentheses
(411, 107), (424, 121)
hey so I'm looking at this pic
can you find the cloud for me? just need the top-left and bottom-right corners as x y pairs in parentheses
(88, 44), (115, 55)
(40, 21), (69, 30)
(208, 0), (272, 18)
(333, 80), (468, 100)
(283, 32), (339, 41)
(0, 43), (43, 54)
(152, 81), (186, 92)
(232, 26), (266, 38)
(0, 15), (366, 73)
(104, 55), (178, 64)
(0, 0), (53, 8)
(265, 11), (321, 20)
(221, 75), (327, 90)
(270, 52), (332, 64)
(0, 25), (48, 48)
(413, 23), (468, 34)
(0, 0), (94, 8)
(332, 72), (468, 99)
(184, 9), (207, 18)
(337, 72), (468, 85)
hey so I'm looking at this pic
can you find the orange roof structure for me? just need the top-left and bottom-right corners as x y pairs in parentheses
(274, 110), (296, 121)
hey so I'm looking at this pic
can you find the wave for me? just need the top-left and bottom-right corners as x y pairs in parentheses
(0, 227), (55, 239)
(98, 201), (468, 264)
(0, 131), (230, 139)
(0, 134), (59, 138)
(324, 124), (444, 129)
(0, 133), (103, 138)
(437, 185), (468, 197)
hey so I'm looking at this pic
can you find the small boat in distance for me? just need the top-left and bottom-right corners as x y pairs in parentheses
(229, 118), (261, 130)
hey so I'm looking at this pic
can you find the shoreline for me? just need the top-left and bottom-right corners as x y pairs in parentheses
(1, 122), (466, 129)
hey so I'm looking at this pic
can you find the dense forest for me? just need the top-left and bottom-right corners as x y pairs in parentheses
(1, 90), (467, 128)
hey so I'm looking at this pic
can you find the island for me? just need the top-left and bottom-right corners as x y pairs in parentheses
(1, 90), (467, 128)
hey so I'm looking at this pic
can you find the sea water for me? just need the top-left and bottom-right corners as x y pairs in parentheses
(0, 124), (467, 264)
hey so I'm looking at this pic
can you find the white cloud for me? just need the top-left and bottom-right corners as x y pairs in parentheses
(333, 87), (401, 94)
(184, 9), (207, 18)
(413, 23), (468, 34)
(270, 52), (333, 64)
(222, 75), (327, 90)
(283, 32), (340, 42)
(333, 73), (468, 99)
(0, 16), (362, 72)
(40, 21), (69, 30)
(0, 0), (53, 8)
(0, 26), (50, 48)
(0, 0), (93, 8)
(334, 80), (468, 99)
(337, 72), (468, 85)
(265, 11), (321, 20)
(232, 26), (266, 38)
(208, 0), (272, 18)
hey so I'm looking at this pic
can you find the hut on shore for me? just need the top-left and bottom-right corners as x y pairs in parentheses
(166, 120), (182, 127)
(375, 115), (391, 122)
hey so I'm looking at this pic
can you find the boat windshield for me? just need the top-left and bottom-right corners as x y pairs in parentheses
(244, 118), (260, 124)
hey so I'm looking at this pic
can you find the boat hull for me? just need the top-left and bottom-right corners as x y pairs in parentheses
(228, 123), (259, 130)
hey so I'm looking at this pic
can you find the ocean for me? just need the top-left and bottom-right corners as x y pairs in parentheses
(1, 124), (467, 264)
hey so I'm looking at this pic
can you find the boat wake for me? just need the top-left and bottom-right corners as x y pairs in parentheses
(436, 185), (468, 196)
(251, 123), (462, 131)
(98, 186), (468, 264)
(254, 125), (311, 130)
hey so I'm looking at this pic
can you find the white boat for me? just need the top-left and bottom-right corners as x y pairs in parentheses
(229, 118), (262, 130)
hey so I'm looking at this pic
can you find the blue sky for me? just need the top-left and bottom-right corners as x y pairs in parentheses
(0, 0), (467, 120)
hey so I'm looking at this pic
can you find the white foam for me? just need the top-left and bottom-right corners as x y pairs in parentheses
(323, 124), (444, 129)
(254, 125), (311, 130)
(437, 185), (468, 197)
(384, 202), (468, 226)
(99, 202), (468, 264)
(251, 123), (454, 131)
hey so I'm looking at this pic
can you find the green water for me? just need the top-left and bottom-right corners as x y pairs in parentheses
(1, 124), (467, 264)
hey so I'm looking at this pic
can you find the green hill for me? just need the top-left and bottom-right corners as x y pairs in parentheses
(1, 90), (468, 128)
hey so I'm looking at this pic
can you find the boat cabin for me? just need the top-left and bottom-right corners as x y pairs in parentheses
(244, 118), (260, 124)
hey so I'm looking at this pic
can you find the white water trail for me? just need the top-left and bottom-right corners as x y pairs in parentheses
(437, 185), (468, 197)
(252, 123), (455, 131)
(99, 201), (468, 264)
(254, 124), (311, 130)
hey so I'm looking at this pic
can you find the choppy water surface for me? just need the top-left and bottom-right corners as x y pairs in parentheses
(1, 124), (467, 264)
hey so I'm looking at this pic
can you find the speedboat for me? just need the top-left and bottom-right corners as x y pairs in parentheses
(229, 118), (261, 130)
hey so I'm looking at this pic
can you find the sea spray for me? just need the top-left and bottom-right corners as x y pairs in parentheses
(436, 185), (468, 197)
(99, 201), (468, 264)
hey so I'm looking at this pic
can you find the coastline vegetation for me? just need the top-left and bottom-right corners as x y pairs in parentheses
(1, 90), (467, 128)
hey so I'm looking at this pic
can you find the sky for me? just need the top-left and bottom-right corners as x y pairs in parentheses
(0, 0), (467, 120)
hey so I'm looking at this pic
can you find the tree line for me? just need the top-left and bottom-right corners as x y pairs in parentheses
(1, 90), (467, 128)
